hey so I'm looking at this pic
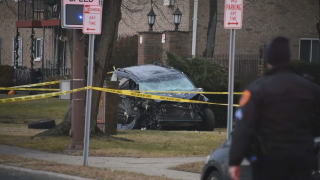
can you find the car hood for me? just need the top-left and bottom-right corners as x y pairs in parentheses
(144, 88), (207, 102)
(153, 93), (198, 101)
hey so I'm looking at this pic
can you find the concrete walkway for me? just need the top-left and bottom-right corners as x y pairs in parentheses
(0, 145), (206, 180)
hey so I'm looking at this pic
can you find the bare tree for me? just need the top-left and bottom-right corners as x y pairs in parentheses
(204, 0), (218, 58)
(37, 0), (122, 136)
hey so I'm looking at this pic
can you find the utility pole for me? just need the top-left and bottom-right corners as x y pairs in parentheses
(69, 29), (85, 150)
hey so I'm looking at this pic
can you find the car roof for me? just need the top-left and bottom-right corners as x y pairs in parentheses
(115, 64), (182, 81)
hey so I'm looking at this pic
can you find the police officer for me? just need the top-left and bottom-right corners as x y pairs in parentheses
(228, 36), (320, 180)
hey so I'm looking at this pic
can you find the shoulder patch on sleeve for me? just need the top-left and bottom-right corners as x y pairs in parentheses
(239, 90), (251, 107)
(235, 108), (242, 120)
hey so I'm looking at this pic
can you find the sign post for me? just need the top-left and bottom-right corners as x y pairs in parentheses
(82, 5), (102, 166)
(224, 0), (243, 140)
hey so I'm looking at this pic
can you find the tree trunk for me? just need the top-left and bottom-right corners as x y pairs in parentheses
(34, 29), (75, 137)
(204, 0), (217, 58)
(33, 101), (72, 136)
(89, 0), (122, 133)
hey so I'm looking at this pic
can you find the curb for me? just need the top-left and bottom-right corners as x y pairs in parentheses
(0, 164), (94, 180)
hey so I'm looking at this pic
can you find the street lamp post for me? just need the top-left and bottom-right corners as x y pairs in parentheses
(147, 8), (156, 32)
(173, 8), (182, 31)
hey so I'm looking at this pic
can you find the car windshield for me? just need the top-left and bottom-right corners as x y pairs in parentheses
(139, 73), (196, 93)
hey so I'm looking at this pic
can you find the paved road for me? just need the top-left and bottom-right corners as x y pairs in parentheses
(0, 164), (94, 180)
(0, 168), (42, 180)
(0, 145), (205, 180)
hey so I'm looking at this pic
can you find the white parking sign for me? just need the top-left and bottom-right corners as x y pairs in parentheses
(224, 0), (243, 29)
(83, 5), (102, 34)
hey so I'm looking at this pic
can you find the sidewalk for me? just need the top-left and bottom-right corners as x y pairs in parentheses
(0, 145), (205, 180)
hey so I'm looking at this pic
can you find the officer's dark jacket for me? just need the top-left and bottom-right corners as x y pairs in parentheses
(229, 64), (320, 166)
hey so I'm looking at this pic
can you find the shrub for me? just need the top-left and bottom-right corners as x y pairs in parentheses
(166, 52), (241, 92)
(0, 65), (14, 93)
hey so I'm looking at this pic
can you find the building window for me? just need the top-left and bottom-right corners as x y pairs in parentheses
(12, 38), (23, 67)
(299, 38), (319, 63)
(34, 38), (43, 61)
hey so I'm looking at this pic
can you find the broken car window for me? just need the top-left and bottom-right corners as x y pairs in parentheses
(139, 74), (195, 94)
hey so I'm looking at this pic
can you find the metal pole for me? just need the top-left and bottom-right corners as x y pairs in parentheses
(227, 29), (236, 140)
(191, 0), (198, 58)
(83, 34), (95, 166)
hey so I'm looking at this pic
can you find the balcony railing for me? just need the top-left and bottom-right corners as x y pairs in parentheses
(18, 0), (60, 21)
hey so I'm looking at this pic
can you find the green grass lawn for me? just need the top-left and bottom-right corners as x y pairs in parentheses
(0, 94), (69, 124)
(0, 125), (226, 157)
(0, 94), (226, 157)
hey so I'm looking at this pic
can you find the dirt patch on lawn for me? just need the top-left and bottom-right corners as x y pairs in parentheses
(170, 161), (205, 174)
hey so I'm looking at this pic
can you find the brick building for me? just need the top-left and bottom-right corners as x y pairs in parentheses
(118, 0), (319, 63)
(1, 0), (318, 72)
(0, 0), (71, 76)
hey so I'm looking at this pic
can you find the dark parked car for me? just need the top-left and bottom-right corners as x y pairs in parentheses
(201, 136), (320, 180)
(110, 63), (215, 131)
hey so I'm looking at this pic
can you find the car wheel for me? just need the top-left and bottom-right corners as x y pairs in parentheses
(117, 103), (138, 130)
(207, 171), (221, 180)
(200, 108), (215, 131)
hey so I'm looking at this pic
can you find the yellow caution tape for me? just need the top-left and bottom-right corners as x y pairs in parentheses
(91, 87), (240, 107)
(13, 80), (61, 88)
(128, 90), (243, 95)
(106, 66), (116, 74)
(0, 87), (60, 91)
(0, 85), (240, 107)
(0, 87), (87, 103)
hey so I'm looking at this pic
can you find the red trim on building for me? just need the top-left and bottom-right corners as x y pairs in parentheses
(16, 19), (61, 28)
(41, 19), (61, 27)
(16, 21), (42, 28)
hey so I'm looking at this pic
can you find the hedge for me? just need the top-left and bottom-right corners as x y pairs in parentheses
(166, 53), (320, 128)
(0, 65), (14, 93)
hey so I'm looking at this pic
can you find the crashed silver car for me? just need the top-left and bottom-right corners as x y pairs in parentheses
(110, 63), (215, 131)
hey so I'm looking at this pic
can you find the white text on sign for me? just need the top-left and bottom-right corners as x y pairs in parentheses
(224, 0), (243, 29)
